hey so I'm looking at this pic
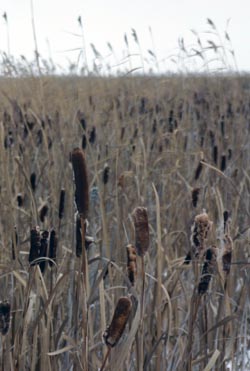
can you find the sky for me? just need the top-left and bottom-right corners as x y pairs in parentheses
(0, 0), (249, 74)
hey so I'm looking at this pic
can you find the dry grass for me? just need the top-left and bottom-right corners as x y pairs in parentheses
(0, 73), (250, 370)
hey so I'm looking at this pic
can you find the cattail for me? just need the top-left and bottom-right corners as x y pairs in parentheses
(58, 189), (66, 220)
(184, 250), (192, 264)
(222, 234), (233, 274)
(29, 226), (41, 266)
(213, 145), (218, 165)
(49, 229), (57, 267)
(89, 126), (96, 144)
(103, 297), (132, 347)
(132, 207), (150, 257)
(103, 164), (110, 185)
(76, 213), (82, 257)
(82, 134), (87, 149)
(71, 148), (89, 219)
(191, 212), (212, 258)
(17, 193), (23, 207)
(192, 188), (200, 208)
(120, 126), (125, 140)
(198, 246), (217, 295)
(221, 155), (226, 172)
(228, 148), (232, 160)
(0, 301), (11, 335)
(223, 211), (229, 232)
(39, 204), (49, 222)
(12, 227), (18, 260)
(194, 161), (203, 180)
(39, 230), (49, 273)
(30, 172), (36, 191)
(126, 244), (137, 285)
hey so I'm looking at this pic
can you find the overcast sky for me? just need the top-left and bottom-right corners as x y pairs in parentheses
(0, 0), (249, 74)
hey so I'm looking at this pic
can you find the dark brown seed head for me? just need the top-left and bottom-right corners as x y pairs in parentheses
(126, 244), (137, 285)
(103, 297), (132, 347)
(71, 148), (89, 219)
(103, 164), (110, 185)
(39, 204), (49, 223)
(194, 161), (203, 180)
(222, 234), (233, 274)
(0, 301), (11, 335)
(198, 246), (217, 295)
(30, 172), (36, 191)
(39, 230), (49, 273)
(191, 188), (200, 208)
(29, 226), (41, 265)
(76, 213), (82, 257)
(58, 189), (66, 220)
(49, 229), (57, 267)
(132, 207), (150, 257)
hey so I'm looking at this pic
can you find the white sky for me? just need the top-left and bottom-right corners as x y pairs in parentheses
(0, 0), (249, 74)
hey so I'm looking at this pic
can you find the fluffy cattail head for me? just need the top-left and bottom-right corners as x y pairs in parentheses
(103, 297), (132, 348)
(198, 246), (217, 295)
(0, 301), (11, 335)
(126, 244), (137, 285)
(132, 207), (150, 257)
(191, 211), (212, 258)
(71, 148), (89, 219)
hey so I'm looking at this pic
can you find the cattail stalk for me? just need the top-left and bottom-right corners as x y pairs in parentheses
(71, 148), (89, 370)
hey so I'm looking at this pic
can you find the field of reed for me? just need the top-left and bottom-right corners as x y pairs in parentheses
(1, 74), (250, 370)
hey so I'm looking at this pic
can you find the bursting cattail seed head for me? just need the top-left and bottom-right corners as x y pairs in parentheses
(103, 297), (132, 347)
(191, 212), (212, 258)
(126, 244), (137, 285)
(132, 207), (150, 257)
(0, 301), (11, 335)
(71, 148), (89, 219)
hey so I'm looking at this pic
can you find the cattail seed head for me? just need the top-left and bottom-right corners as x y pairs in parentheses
(103, 164), (110, 185)
(103, 297), (132, 347)
(126, 244), (137, 285)
(194, 161), (203, 180)
(39, 204), (49, 223)
(198, 246), (217, 295)
(222, 234), (233, 275)
(58, 189), (66, 220)
(71, 148), (89, 219)
(191, 212), (212, 258)
(49, 229), (57, 267)
(30, 172), (36, 191)
(0, 301), (11, 335)
(132, 207), (150, 257)
(192, 188), (200, 208)
(29, 226), (41, 265)
(39, 230), (49, 273)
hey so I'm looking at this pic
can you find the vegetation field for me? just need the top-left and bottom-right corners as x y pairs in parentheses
(1, 74), (250, 370)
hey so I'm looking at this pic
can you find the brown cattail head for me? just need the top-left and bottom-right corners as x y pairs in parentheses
(222, 234), (233, 275)
(126, 244), (137, 285)
(0, 301), (11, 335)
(103, 297), (132, 347)
(132, 207), (149, 257)
(198, 246), (217, 295)
(191, 211), (213, 258)
(30, 172), (36, 191)
(39, 204), (49, 223)
(103, 164), (110, 185)
(191, 188), (200, 208)
(29, 226), (41, 265)
(71, 148), (89, 219)
(58, 189), (65, 220)
(49, 229), (57, 267)
(39, 230), (49, 273)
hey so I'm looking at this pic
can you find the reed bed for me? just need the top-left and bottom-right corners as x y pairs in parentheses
(0, 74), (250, 370)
